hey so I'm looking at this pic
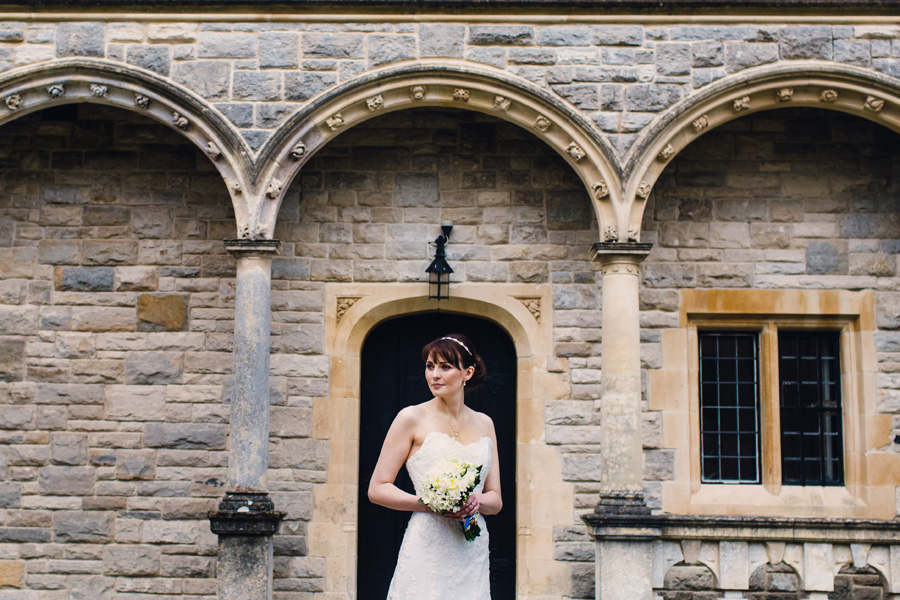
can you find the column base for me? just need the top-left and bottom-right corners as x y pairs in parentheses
(209, 491), (285, 536)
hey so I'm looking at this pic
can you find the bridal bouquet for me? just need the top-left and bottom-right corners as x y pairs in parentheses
(418, 459), (483, 541)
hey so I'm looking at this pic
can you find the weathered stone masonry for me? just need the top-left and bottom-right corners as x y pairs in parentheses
(3, 9), (900, 600)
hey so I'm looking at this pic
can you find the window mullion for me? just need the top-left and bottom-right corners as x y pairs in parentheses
(760, 323), (781, 491)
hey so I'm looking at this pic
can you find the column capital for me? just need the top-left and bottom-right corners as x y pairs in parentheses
(591, 242), (653, 273)
(224, 238), (282, 257)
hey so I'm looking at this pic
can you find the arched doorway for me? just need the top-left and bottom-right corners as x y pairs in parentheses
(357, 313), (516, 600)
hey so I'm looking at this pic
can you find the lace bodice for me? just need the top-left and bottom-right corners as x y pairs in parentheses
(386, 430), (493, 600)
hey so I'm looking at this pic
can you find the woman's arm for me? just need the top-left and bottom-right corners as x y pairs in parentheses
(367, 407), (431, 513)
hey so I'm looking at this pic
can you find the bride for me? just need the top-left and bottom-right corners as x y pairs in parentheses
(368, 333), (502, 600)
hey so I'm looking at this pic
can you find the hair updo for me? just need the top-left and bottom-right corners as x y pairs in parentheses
(421, 333), (488, 393)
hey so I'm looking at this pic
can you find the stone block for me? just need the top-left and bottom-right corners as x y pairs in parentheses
(419, 24), (465, 58)
(692, 41), (725, 67)
(102, 545), (160, 576)
(136, 294), (188, 331)
(834, 39), (871, 66)
(806, 241), (848, 275)
(368, 34), (416, 67)
(124, 352), (183, 384)
(396, 173), (439, 206)
(160, 555), (214, 577)
(552, 84), (599, 109)
(198, 32), (256, 58)
(56, 22), (105, 57)
(260, 32), (298, 67)
(54, 267), (115, 292)
(0, 559), (24, 587)
(537, 26), (592, 46)
(71, 307), (135, 332)
(624, 84), (682, 111)
(147, 23), (196, 42)
(302, 33), (364, 58)
(725, 41), (779, 72)
(780, 26), (833, 59)
(0, 405), (34, 429)
(172, 61), (231, 101)
(233, 71), (282, 101)
(284, 73), (337, 102)
(465, 47), (507, 68)
(0, 482), (21, 508)
(144, 423), (227, 449)
(82, 241), (138, 266)
(131, 207), (174, 239)
(0, 306), (38, 335)
(0, 248), (36, 279)
(115, 450), (157, 480)
(50, 433), (88, 466)
(39, 239), (81, 265)
(126, 44), (171, 76)
(106, 385), (167, 421)
(39, 466), (96, 496)
(142, 519), (199, 544)
(657, 43), (691, 75)
(53, 511), (114, 542)
(115, 266), (158, 292)
(592, 25), (643, 46)
(468, 25), (534, 46)
(0, 337), (25, 382)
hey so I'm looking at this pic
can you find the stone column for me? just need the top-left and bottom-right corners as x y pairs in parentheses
(209, 239), (284, 600)
(589, 242), (654, 600)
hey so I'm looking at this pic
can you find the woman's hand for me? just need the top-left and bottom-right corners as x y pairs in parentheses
(444, 493), (482, 521)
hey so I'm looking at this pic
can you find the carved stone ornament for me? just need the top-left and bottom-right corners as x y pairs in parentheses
(865, 95), (885, 112)
(691, 115), (709, 132)
(205, 141), (221, 160)
(453, 88), (470, 102)
(636, 182), (652, 199)
(493, 95), (512, 111)
(336, 296), (361, 323)
(290, 142), (306, 160)
(515, 297), (541, 324)
(326, 113), (345, 130)
(657, 143), (675, 162)
(409, 85), (427, 101)
(134, 93), (150, 109)
(776, 88), (794, 102)
(89, 84), (108, 97)
(565, 141), (586, 162)
(366, 94), (384, 111)
(230, 182), (242, 195)
(266, 180), (283, 200)
(47, 84), (65, 98)
(4, 94), (21, 110)
(627, 225), (639, 242)
(603, 226), (618, 242)
(172, 112), (189, 129)
(819, 89), (839, 103)
(733, 95), (751, 112)
(534, 115), (552, 132)
(592, 180), (609, 199)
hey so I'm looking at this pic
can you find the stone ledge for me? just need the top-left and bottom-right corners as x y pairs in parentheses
(209, 491), (286, 537)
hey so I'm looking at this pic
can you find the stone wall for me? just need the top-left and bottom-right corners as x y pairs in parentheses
(1, 19), (899, 156)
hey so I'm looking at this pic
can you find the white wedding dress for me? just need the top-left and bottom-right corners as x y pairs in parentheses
(386, 431), (492, 600)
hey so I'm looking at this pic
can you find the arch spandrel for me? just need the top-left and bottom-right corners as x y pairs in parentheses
(254, 61), (623, 241)
(624, 62), (900, 240)
(0, 58), (253, 236)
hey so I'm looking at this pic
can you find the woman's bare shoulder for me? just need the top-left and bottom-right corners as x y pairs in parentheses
(469, 409), (497, 437)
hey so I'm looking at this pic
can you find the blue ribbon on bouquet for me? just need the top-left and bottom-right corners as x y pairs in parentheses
(461, 514), (481, 542)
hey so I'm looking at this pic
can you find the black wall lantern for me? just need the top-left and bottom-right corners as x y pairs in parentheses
(425, 220), (453, 301)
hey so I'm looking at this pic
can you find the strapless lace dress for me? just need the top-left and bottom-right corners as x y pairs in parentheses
(386, 431), (492, 600)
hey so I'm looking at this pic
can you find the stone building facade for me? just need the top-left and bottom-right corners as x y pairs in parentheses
(3, 2), (900, 599)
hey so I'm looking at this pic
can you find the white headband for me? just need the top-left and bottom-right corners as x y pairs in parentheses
(441, 336), (472, 356)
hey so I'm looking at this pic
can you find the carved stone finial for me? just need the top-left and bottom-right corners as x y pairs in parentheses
(534, 115), (552, 132)
(453, 88), (470, 102)
(627, 225), (639, 242)
(657, 143), (675, 162)
(290, 142), (306, 160)
(493, 95), (512, 111)
(366, 94), (384, 111)
(592, 180), (609, 199)
(565, 141), (586, 162)
(266, 180), (283, 200)
(819, 89), (838, 103)
(636, 182), (652, 200)
(89, 84), (108, 97)
(205, 142), (221, 160)
(691, 115), (709, 132)
(733, 95), (750, 112)
(47, 84), (65, 98)
(776, 88), (794, 102)
(326, 113), (345, 130)
(515, 297), (541, 324)
(172, 112), (189, 129)
(4, 94), (21, 110)
(603, 226), (618, 242)
(865, 95), (885, 112)
(409, 85), (426, 101)
(134, 93), (150, 109)
(336, 296), (361, 323)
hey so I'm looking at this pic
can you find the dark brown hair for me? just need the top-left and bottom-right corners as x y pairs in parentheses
(421, 333), (488, 392)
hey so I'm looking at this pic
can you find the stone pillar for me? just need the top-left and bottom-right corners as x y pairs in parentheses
(209, 239), (284, 600)
(590, 242), (654, 600)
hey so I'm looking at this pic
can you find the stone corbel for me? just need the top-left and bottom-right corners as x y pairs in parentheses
(209, 491), (285, 537)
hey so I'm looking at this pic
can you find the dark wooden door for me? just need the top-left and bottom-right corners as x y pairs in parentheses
(358, 313), (516, 600)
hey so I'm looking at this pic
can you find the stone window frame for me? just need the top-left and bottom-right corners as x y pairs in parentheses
(654, 288), (895, 518)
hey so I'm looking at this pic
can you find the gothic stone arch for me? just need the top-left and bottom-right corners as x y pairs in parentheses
(624, 62), (900, 240)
